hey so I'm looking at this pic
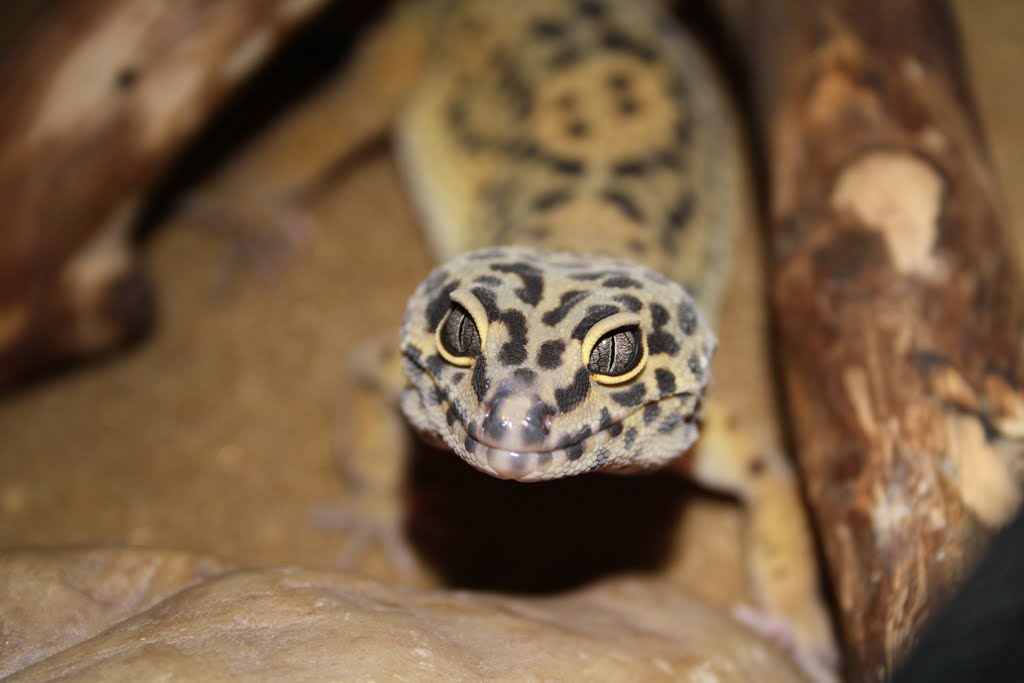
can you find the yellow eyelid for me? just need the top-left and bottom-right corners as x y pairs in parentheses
(434, 289), (489, 367)
(581, 311), (647, 385)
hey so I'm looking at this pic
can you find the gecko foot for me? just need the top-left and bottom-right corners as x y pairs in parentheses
(310, 498), (417, 577)
(180, 192), (317, 295)
(733, 603), (840, 683)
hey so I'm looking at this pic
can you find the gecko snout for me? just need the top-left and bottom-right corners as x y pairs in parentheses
(480, 389), (553, 449)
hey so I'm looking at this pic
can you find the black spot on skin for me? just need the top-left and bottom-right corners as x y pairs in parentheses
(643, 404), (661, 424)
(749, 457), (766, 476)
(542, 290), (589, 326)
(570, 425), (592, 444)
(548, 46), (583, 70)
(537, 340), (567, 369)
(612, 159), (648, 176)
(658, 414), (683, 433)
(531, 189), (572, 212)
(613, 294), (643, 312)
(598, 408), (612, 430)
(467, 421), (478, 438)
(531, 18), (567, 38)
(425, 281), (459, 331)
(601, 189), (645, 222)
(655, 368), (676, 395)
(546, 155), (585, 175)
(513, 367), (537, 386)
(567, 120), (589, 138)
(499, 309), (528, 366)
(650, 303), (670, 328)
(602, 276), (643, 289)
(607, 71), (630, 90)
(677, 301), (698, 335)
(448, 100), (466, 129)
(675, 118), (692, 145)
(624, 426), (638, 448)
(601, 31), (658, 62)
(608, 421), (623, 437)
(655, 150), (682, 170)
(664, 192), (696, 243)
(571, 304), (621, 341)
(555, 368), (591, 413)
(688, 355), (704, 381)
(404, 345), (422, 364)
(556, 92), (577, 110)
(566, 443), (585, 461)
(594, 448), (610, 466)
(618, 97), (640, 116)
(464, 435), (476, 454)
(611, 384), (645, 407)
(494, 54), (533, 119)
(470, 286), (501, 321)
(431, 387), (444, 405)
(405, 362), (425, 379)
(648, 331), (680, 356)
(426, 354), (446, 375)
(491, 262), (544, 305)
(501, 139), (539, 159)
(446, 405), (458, 426)
(474, 275), (502, 286)
(536, 451), (553, 469)
(667, 75), (688, 99)
(451, 371), (465, 384)
(578, 0), (605, 17)
(471, 357), (489, 403)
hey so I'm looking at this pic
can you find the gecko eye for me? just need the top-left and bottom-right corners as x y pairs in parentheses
(436, 304), (482, 365)
(587, 326), (643, 377)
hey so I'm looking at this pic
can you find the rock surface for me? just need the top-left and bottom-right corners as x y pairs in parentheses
(3, 547), (803, 682)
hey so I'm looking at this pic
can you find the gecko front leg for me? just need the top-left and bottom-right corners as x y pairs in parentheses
(686, 404), (839, 683)
(311, 340), (420, 580)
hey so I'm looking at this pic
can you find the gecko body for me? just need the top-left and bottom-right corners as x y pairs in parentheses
(397, 0), (737, 481)
(349, 0), (838, 679)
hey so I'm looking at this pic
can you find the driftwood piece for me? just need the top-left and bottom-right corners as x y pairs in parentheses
(0, 0), (329, 389)
(726, 1), (1024, 680)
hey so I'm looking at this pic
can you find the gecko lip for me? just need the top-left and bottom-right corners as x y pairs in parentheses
(447, 411), (623, 482)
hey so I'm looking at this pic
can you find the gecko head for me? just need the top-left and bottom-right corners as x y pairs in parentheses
(399, 246), (716, 482)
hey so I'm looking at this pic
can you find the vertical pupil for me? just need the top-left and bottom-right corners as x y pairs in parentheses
(457, 312), (470, 353)
(608, 333), (619, 373)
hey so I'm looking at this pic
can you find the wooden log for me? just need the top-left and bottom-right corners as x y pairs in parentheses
(0, 0), (329, 389)
(725, 1), (1024, 680)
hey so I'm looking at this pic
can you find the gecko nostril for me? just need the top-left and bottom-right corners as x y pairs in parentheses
(521, 397), (554, 445)
(481, 394), (509, 442)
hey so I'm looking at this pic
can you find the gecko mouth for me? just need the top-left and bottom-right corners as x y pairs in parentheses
(439, 394), (698, 482)
(450, 417), (623, 482)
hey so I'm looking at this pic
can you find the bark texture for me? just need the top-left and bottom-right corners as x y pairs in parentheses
(730, 1), (1024, 680)
(0, 0), (328, 389)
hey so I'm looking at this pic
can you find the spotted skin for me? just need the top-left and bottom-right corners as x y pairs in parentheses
(341, 0), (836, 679)
(401, 247), (713, 481)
